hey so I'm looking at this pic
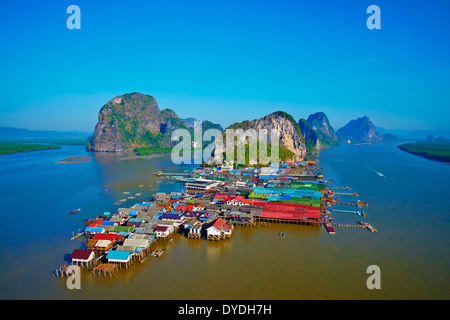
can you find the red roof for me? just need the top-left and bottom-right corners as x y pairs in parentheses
(154, 225), (168, 232)
(92, 233), (122, 241)
(253, 200), (267, 206)
(207, 218), (233, 232)
(157, 204), (171, 211)
(70, 249), (93, 260)
(214, 194), (227, 199)
(260, 205), (320, 220)
(175, 204), (194, 212)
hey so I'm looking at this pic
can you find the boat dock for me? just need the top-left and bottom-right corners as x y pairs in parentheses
(332, 209), (365, 217)
(360, 222), (378, 232)
(333, 192), (359, 196)
(155, 171), (190, 177)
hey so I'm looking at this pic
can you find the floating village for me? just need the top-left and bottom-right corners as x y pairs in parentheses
(55, 160), (377, 278)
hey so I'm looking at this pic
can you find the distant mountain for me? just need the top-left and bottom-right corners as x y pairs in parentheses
(298, 112), (340, 153)
(382, 133), (398, 142)
(0, 127), (91, 141)
(180, 117), (223, 132)
(180, 118), (197, 128)
(87, 92), (222, 152)
(377, 127), (450, 140)
(337, 116), (383, 143)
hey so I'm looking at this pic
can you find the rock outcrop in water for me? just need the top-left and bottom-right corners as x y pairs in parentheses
(337, 116), (383, 143)
(87, 93), (222, 152)
(225, 111), (306, 162)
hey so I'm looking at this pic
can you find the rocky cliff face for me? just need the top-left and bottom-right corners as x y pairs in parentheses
(298, 118), (321, 153)
(337, 116), (383, 143)
(225, 111), (306, 162)
(306, 112), (338, 142)
(299, 112), (339, 153)
(87, 93), (202, 152)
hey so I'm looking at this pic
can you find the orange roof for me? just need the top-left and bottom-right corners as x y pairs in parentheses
(175, 204), (194, 212)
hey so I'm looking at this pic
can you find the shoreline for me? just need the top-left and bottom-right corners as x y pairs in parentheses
(0, 145), (61, 156)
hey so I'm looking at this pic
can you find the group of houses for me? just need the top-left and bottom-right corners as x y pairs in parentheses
(66, 161), (326, 271)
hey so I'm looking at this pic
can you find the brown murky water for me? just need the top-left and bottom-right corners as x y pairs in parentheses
(0, 143), (448, 299)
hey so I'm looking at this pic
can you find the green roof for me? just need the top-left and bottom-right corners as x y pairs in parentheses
(113, 226), (135, 233)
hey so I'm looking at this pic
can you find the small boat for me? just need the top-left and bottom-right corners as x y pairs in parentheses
(69, 209), (81, 215)
(326, 224), (335, 234)
(157, 249), (166, 257)
(140, 257), (148, 264)
(279, 232), (286, 237)
(71, 231), (84, 240)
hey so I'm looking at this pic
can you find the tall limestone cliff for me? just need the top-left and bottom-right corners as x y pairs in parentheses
(299, 112), (340, 153)
(337, 116), (383, 143)
(86, 92), (221, 152)
(224, 111), (306, 162)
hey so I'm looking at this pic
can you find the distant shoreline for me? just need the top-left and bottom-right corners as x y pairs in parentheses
(0, 143), (61, 156)
(397, 141), (450, 163)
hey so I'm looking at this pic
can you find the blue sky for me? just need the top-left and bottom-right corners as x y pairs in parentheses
(0, 0), (449, 132)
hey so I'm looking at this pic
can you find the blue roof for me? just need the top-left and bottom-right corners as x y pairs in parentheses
(160, 212), (183, 220)
(106, 250), (131, 261)
(129, 210), (138, 215)
(100, 221), (116, 226)
(134, 203), (153, 206)
(84, 226), (104, 233)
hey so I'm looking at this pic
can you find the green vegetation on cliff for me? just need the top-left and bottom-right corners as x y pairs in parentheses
(88, 93), (224, 152)
(221, 142), (294, 167)
(134, 147), (173, 155)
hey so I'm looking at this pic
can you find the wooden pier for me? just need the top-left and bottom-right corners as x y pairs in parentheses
(332, 223), (366, 229)
(254, 217), (321, 227)
(328, 186), (351, 190)
(333, 192), (359, 196)
(188, 225), (203, 239)
(155, 171), (190, 177)
(93, 263), (119, 277)
(360, 222), (378, 232)
(207, 233), (231, 241)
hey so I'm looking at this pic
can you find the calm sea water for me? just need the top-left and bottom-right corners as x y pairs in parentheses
(0, 143), (448, 299)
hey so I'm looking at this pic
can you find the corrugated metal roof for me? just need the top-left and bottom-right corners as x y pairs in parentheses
(106, 250), (131, 261)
